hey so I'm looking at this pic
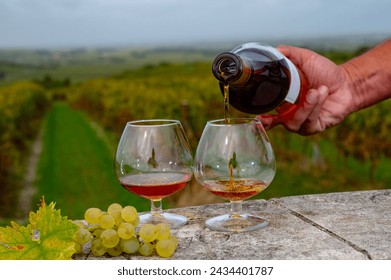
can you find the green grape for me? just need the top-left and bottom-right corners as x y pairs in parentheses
(121, 206), (138, 222)
(107, 203), (122, 215)
(100, 229), (120, 248)
(139, 224), (157, 242)
(74, 228), (92, 244)
(93, 229), (103, 238)
(110, 210), (123, 226)
(100, 214), (115, 229)
(106, 244), (123, 257)
(117, 222), (135, 239)
(77, 203), (180, 258)
(72, 220), (86, 229)
(131, 215), (140, 227)
(156, 223), (170, 240)
(156, 238), (177, 258)
(139, 242), (154, 256)
(120, 237), (139, 254)
(169, 235), (179, 247)
(84, 207), (102, 224)
(74, 242), (83, 254)
(91, 238), (106, 256)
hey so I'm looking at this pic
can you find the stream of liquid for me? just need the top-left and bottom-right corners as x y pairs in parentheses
(223, 84), (230, 124)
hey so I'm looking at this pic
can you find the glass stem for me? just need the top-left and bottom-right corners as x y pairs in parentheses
(230, 201), (243, 218)
(150, 199), (163, 217)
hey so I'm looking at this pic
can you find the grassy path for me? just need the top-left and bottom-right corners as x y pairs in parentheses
(35, 103), (148, 219)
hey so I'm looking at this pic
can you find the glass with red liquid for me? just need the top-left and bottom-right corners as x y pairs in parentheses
(114, 119), (193, 228)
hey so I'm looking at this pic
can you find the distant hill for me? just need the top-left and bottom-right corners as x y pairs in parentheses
(195, 33), (390, 51)
(0, 33), (389, 85)
(1, 32), (389, 63)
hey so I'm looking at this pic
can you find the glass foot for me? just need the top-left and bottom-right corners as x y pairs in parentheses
(139, 212), (188, 229)
(205, 213), (268, 232)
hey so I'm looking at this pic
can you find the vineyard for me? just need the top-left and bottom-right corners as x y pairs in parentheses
(0, 48), (390, 224)
(0, 82), (49, 218)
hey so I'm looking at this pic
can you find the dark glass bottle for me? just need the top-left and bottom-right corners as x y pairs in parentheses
(212, 42), (308, 121)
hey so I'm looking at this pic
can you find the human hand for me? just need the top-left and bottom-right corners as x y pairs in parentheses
(257, 45), (354, 135)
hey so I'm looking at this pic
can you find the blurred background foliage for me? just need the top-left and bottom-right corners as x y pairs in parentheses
(0, 46), (390, 223)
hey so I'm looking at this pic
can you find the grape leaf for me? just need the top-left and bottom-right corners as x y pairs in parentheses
(0, 197), (78, 260)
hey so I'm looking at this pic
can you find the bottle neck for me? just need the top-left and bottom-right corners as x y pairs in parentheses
(212, 52), (250, 85)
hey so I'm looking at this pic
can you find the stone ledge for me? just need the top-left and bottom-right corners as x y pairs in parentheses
(74, 189), (391, 260)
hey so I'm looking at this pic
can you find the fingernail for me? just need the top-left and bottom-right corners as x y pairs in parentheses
(307, 90), (317, 103)
(318, 85), (329, 94)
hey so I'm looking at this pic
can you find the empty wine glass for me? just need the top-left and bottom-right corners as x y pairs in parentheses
(114, 119), (193, 228)
(194, 118), (276, 232)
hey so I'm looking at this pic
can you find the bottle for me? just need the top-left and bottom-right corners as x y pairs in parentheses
(212, 42), (308, 123)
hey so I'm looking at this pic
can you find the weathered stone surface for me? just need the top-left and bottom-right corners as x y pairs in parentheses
(276, 189), (391, 260)
(75, 189), (391, 260)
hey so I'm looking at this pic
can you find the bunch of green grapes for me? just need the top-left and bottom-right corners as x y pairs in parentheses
(72, 203), (178, 258)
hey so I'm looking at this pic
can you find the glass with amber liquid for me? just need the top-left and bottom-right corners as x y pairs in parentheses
(194, 118), (276, 232)
(114, 119), (193, 228)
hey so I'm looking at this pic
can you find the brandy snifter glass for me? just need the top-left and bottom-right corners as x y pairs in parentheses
(194, 118), (276, 232)
(114, 119), (193, 228)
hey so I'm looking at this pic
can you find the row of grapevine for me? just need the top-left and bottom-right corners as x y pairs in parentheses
(0, 82), (49, 218)
(67, 62), (243, 149)
(335, 99), (391, 181)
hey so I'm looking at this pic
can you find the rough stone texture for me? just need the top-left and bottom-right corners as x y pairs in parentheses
(75, 189), (391, 260)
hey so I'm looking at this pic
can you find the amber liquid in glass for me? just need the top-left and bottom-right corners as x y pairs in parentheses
(203, 179), (267, 202)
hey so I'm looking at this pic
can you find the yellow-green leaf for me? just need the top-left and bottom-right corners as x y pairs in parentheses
(0, 197), (78, 260)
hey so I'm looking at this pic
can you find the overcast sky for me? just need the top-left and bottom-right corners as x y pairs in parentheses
(0, 0), (390, 48)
